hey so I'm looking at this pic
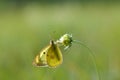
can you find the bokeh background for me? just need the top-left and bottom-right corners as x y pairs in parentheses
(0, 1), (120, 80)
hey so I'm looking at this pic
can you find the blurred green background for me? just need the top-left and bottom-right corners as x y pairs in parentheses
(0, 1), (120, 80)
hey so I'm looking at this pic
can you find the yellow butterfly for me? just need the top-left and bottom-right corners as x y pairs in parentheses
(33, 40), (63, 68)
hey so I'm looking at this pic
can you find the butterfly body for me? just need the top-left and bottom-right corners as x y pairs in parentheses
(33, 40), (63, 68)
(47, 41), (63, 67)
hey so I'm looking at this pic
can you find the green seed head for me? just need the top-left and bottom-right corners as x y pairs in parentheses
(56, 34), (73, 49)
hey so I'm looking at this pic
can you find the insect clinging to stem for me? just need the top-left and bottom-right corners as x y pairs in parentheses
(33, 33), (100, 80)
(33, 40), (63, 68)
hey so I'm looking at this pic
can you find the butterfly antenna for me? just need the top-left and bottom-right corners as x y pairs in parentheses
(73, 40), (101, 80)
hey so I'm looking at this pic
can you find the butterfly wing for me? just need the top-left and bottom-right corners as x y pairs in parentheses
(46, 40), (63, 68)
(32, 45), (50, 67)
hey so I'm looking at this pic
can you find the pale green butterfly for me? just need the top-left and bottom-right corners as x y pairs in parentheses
(33, 40), (63, 68)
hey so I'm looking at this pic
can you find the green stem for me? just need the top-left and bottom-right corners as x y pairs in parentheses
(73, 40), (101, 80)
